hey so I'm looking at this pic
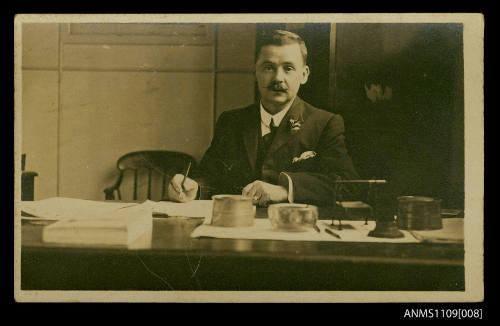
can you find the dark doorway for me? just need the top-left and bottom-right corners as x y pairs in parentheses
(334, 24), (464, 210)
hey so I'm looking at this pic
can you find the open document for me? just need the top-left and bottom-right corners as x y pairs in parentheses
(20, 197), (213, 221)
(20, 197), (139, 220)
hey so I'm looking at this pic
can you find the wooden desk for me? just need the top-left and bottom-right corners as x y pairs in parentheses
(21, 212), (464, 291)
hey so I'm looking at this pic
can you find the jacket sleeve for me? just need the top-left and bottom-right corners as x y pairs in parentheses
(191, 112), (244, 199)
(281, 114), (360, 206)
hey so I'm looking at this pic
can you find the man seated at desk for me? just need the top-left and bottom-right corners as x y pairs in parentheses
(167, 30), (359, 207)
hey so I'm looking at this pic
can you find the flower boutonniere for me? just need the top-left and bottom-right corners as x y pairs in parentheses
(289, 118), (302, 134)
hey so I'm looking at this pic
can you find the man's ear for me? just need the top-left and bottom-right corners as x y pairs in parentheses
(300, 65), (310, 85)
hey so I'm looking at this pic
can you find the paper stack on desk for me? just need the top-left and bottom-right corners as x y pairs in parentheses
(41, 202), (153, 248)
(20, 197), (153, 248)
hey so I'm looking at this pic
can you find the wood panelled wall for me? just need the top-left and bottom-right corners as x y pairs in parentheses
(21, 23), (464, 208)
(21, 23), (256, 200)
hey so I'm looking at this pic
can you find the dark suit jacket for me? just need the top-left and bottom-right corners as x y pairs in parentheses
(193, 97), (360, 206)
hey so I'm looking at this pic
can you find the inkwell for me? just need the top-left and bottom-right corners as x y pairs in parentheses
(332, 178), (404, 238)
(366, 180), (404, 238)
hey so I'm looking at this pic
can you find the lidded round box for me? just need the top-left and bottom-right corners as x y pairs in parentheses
(268, 203), (318, 232)
(397, 196), (442, 230)
(211, 195), (255, 227)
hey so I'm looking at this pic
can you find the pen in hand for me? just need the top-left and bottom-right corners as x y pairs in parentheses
(181, 161), (192, 191)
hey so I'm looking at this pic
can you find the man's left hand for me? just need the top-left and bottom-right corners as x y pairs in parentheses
(242, 180), (288, 206)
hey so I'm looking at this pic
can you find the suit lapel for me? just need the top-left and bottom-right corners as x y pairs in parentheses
(241, 104), (261, 173)
(267, 97), (305, 155)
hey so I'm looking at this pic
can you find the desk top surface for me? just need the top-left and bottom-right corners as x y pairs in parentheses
(21, 209), (464, 266)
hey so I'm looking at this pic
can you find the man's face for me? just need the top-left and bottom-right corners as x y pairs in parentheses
(256, 43), (310, 108)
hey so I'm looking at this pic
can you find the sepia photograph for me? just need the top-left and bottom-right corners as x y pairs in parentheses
(14, 14), (484, 303)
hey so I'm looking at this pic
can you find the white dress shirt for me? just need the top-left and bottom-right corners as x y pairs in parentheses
(259, 101), (295, 203)
(259, 101), (293, 137)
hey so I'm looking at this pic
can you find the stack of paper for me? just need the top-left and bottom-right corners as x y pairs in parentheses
(41, 202), (153, 248)
(20, 197), (153, 248)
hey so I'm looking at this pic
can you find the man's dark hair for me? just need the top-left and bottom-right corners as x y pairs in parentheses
(256, 30), (308, 65)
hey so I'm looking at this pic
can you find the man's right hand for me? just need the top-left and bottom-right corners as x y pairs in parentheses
(167, 174), (199, 202)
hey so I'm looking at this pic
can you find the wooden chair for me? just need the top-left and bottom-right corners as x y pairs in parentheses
(104, 151), (197, 201)
(21, 154), (38, 201)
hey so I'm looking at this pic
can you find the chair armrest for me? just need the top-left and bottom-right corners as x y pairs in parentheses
(21, 171), (38, 201)
(103, 187), (116, 200)
(103, 172), (124, 200)
(22, 171), (38, 178)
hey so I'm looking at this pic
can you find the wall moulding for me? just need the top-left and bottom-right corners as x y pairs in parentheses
(60, 23), (216, 46)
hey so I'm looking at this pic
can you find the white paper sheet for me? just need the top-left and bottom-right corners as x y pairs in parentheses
(20, 197), (140, 220)
(21, 197), (213, 221)
(191, 219), (420, 243)
(146, 200), (213, 219)
(407, 218), (464, 243)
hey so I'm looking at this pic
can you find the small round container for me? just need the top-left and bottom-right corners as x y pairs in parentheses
(211, 195), (255, 227)
(397, 196), (442, 230)
(268, 203), (318, 232)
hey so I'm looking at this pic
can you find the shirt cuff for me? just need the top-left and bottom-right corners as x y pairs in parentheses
(279, 172), (294, 203)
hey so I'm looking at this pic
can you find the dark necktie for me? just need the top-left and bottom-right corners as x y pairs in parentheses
(263, 117), (278, 152)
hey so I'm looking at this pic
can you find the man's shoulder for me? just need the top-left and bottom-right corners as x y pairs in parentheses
(217, 103), (258, 123)
(221, 103), (257, 116)
(217, 100), (342, 123)
(299, 98), (340, 121)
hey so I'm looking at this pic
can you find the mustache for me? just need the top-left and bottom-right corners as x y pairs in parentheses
(266, 83), (288, 91)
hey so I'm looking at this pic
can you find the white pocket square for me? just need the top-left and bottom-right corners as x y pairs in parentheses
(292, 151), (317, 163)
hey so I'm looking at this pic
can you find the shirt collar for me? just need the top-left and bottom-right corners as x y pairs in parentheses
(260, 98), (295, 128)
